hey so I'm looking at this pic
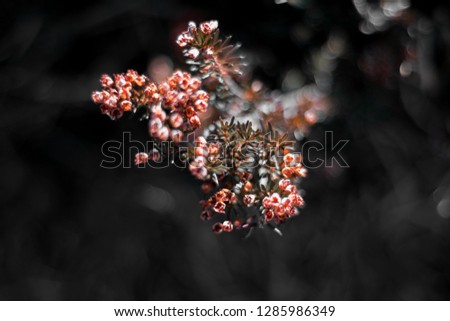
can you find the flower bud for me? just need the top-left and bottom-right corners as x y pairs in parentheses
(186, 48), (200, 59)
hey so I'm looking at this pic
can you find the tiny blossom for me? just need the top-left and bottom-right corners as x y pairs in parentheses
(203, 47), (214, 59)
(186, 48), (200, 59)
(200, 210), (212, 221)
(243, 194), (256, 206)
(171, 129), (183, 143)
(212, 222), (223, 234)
(215, 189), (231, 202)
(92, 91), (104, 104)
(284, 153), (295, 165)
(148, 149), (161, 161)
(189, 115), (201, 127)
(264, 209), (275, 222)
(262, 196), (272, 208)
(169, 112), (184, 128)
(134, 152), (149, 165)
(120, 100), (132, 111)
(186, 106), (196, 118)
(100, 74), (114, 87)
(188, 21), (197, 33)
(195, 99), (208, 112)
(189, 161), (208, 180)
(288, 193), (304, 207)
(213, 201), (226, 213)
(243, 181), (253, 193)
(279, 179), (291, 191)
(282, 167), (295, 178)
(285, 184), (297, 193)
(189, 78), (202, 90)
(281, 197), (291, 207)
(295, 166), (308, 177)
(200, 20), (218, 34)
(222, 220), (233, 232)
(270, 193), (281, 204)
(208, 143), (220, 156)
(176, 33), (193, 47)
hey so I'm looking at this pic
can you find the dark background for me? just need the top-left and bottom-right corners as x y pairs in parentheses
(1, 0), (450, 300)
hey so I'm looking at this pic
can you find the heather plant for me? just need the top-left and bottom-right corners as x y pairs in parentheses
(91, 20), (329, 235)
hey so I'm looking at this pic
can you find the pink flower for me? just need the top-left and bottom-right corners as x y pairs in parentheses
(91, 91), (104, 104)
(120, 100), (132, 111)
(100, 74), (114, 87)
(264, 209), (274, 222)
(282, 167), (294, 178)
(158, 126), (170, 141)
(274, 204), (286, 218)
(195, 90), (209, 101)
(194, 146), (207, 157)
(189, 78), (202, 91)
(270, 193), (281, 204)
(213, 201), (226, 213)
(134, 152), (148, 165)
(203, 47), (214, 58)
(288, 193), (304, 207)
(278, 179), (291, 191)
(187, 21), (197, 33)
(281, 197), (291, 207)
(149, 118), (162, 137)
(195, 99), (208, 112)
(176, 93), (189, 107)
(189, 115), (201, 128)
(243, 194), (256, 206)
(171, 129), (183, 143)
(285, 205), (296, 217)
(215, 189), (231, 202)
(200, 20), (218, 34)
(222, 220), (233, 232)
(185, 106), (196, 118)
(200, 210), (212, 221)
(186, 48), (200, 59)
(176, 33), (193, 47)
(169, 112), (184, 128)
(262, 196), (272, 208)
(212, 222), (223, 234)
(285, 184), (297, 193)
(148, 149), (160, 161)
(295, 166), (308, 178)
(284, 153), (295, 165)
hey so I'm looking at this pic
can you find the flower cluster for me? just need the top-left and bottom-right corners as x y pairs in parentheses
(149, 71), (209, 142)
(92, 70), (209, 143)
(199, 188), (240, 234)
(91, 70), (147, 119)
(201, 188), (237, 215)
(262, 178), (304, 224)
(134, 150), (161, 165)
(281, 153), (308, 179)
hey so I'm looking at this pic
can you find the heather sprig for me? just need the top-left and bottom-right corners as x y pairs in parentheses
(91, 20), (323, 235)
